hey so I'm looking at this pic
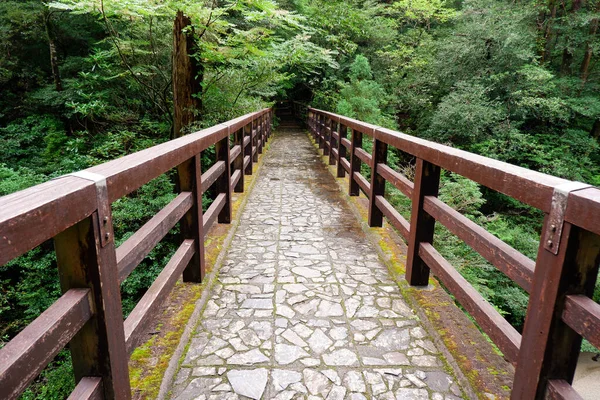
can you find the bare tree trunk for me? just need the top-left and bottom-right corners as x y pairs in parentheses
(44, 11), (63, 92)
(580, 14), (599, 85)
(172, 11), (202, 139)
(561, 0), (583, 75)
(542, 0), (558, 63)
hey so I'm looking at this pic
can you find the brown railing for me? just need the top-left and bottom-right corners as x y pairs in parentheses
(0, 108), (273, 400)
(306, 106), (600, 400)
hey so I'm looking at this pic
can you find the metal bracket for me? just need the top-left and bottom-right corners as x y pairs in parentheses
(65, 171), (113, 247)
(544, 182), (592, 254)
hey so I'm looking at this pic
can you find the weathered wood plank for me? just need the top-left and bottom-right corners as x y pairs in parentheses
(546, 380), (583, 400)
(375, 196), (410, 240)
(0, 289), (92, 400)
(562, 295), (600, 354)
(200, 161), (226, 194)
(369, 140), (387, 227)
(354, 172), (371, 197)
(377, 163), (413, 198)
(419, 243), (521, 362)
(340, 158), (351, 173)
(124, 240), (195, 353)
(67, 377), (103, 400)
(203, 193), (226, 236)
(230, 145), (242, 163)
(423, 195), (534, 293)
(355, 147), (373, 168)
(116, 192), (193, 283)
(231, 170), (242, 193)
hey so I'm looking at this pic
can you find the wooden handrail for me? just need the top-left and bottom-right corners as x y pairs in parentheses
(0, 108), (273, 400)
(307, 106), (600, 400)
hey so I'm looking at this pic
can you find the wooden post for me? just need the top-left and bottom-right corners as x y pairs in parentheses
(252, 117), (258, 163)
(177, 154), (205, 282)
(244, 122), (253, 176)
(349, 128), (363, 196)
(512, 222), (600, 399)
(54, 213), (131, 399)
(328, 119), (338, 166)
(257, 114), (264, 155)
(233, 128), (244, 193)
(215, 134), (232, 223)
(369, 138), (388, 227)
(323, 117), (330, 157)
(318, 114), (325, 150)
(405, 158), (440, 286)
(337, 124), (347, 178)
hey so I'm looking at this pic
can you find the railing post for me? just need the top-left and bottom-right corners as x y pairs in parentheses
(252, 117), (259, 163)
(54, 198), (131, 399)
(369, 137), (388, 227)
(318, 114), (325, 150)
(337, 124), (347, 178)
(349, 128), (362, 196)
(177, 154), (205, 282)
(406, 158), (440, 286)
(512, 220), (600, 399)
(233, 127), (244, 193)
(323, 117), (330, 157)
(257, 113), (264, 155)
(244, 122), (253, 176)
(215, 132), (232, 223)
(328, 119), (338, 166)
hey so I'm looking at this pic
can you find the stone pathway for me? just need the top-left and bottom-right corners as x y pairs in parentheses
(169, 126), (465, 400)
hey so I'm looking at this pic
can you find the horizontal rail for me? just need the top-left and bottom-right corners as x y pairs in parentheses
(562, 295), (600, 350)
(67, 377), (103, 400)
(340, 158), (350, 173)
(230, 145), (241, 162)
(377, 163), (413, 198)
(203, 193), (227, 236)
(546, 380), (584, 400)
(353, 172), (371, 196)
(124, 239), (195, 354)
(331, 148), (339, 159)
(419, 243), (521, 362)
(231, 170), (241, 192)
(331, 130), (339, 141)
(355, 147), (373, 167)
(201, 161), (226, 193)
(341, 137), (351, 149)
(243, 136), (251, 147)
(116, 192), (193, 283)
(375, 196), (410, 240)
(423, 196), (535, 293)
(0, 289), (92, 400)
(244, 155), (251, 170)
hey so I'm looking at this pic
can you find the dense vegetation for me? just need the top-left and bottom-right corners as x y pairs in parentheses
(1, 0), (599, 397)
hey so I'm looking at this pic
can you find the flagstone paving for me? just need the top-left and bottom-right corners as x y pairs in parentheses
(169, 126), (466, 400)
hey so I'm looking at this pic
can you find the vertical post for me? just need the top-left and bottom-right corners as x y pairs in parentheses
(328, 119), (338, 166)
(262, 112), (267, 145)
(244, 122), (252, 176)
(369, 137), (388, 227)
(337, 124), (347, 178)
(257, 113), (264, 155)
(177, 154), (205, 282)
(323, 117), (330, 157)
(233, 128), (244, 193)
(349, 128), (363, 196)
(215, 132), (232, 223)
(512, 221), (600, 399)
(405, 158), (440, 286)
(318, 114), (325, 150)
(54, 212), (131, 399)
(252, 116), (258, 163)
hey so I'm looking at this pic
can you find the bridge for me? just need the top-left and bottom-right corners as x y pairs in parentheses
(1, 103), (599, 400)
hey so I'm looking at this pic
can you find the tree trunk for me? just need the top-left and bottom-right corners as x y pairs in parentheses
(561, 0), (583, 75)
(44, 11), (63, 92)
(172, 11), (202, 139)
(591, 119), (600, 141)
(580, 13), (599, 85)
(542, 0), (557, 63)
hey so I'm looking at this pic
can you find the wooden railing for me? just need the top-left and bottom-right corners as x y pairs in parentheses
(0, 108), (273, 400)
(306, 106), (600, 400)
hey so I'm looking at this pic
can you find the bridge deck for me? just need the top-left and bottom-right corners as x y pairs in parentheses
(169, 126), (466, 400)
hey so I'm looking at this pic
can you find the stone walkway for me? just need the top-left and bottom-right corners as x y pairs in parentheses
(169, 126), (465, 400)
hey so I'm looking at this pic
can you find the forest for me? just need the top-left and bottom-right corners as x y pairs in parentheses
(1, 0), (599, 397)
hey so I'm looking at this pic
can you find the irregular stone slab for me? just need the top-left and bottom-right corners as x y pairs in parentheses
(272, 369), (302, 391)
(307, 328), (333, 354)
(227, 349), (269, 365)
(323, 348), (359, 366)
(227, 369), (268, 399)
(275, 344), (310, 364)
(242, 298), (273, 309)
(291, 266), (321, 278)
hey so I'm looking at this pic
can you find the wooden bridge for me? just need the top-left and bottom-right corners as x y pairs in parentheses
(1, 103), (599, 400)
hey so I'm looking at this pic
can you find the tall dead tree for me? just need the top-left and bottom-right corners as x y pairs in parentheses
(172, 11), (202, 139)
